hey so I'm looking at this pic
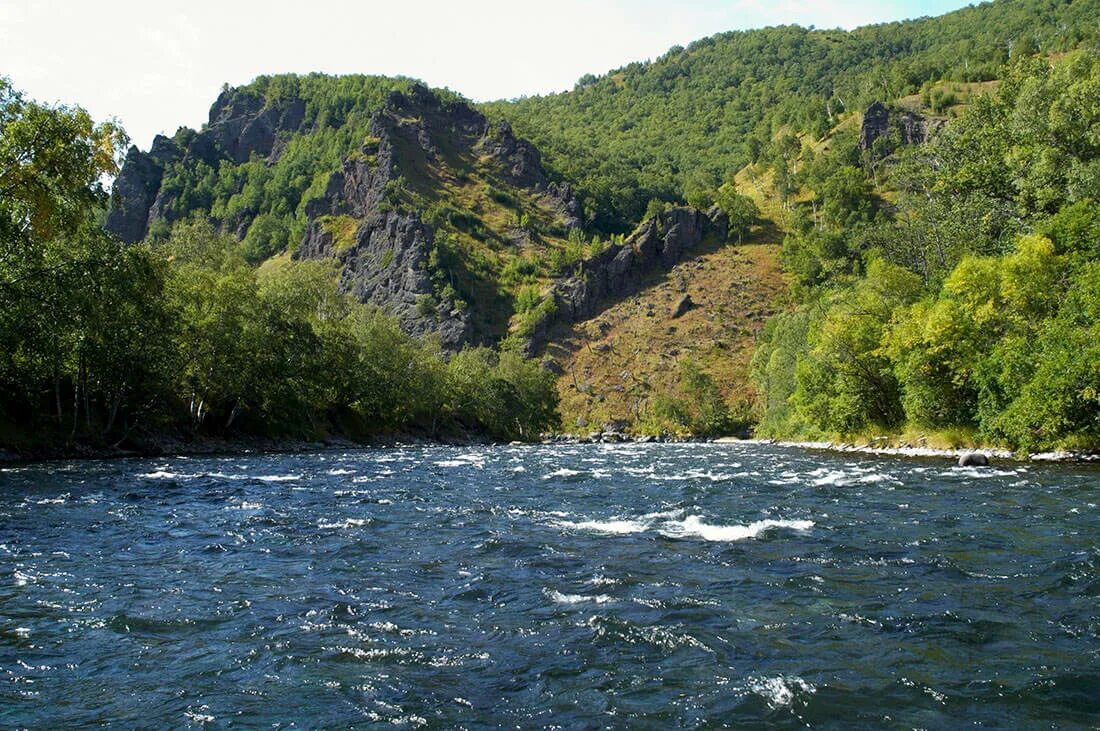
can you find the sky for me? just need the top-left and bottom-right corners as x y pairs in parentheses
(1, 0), (975, 149)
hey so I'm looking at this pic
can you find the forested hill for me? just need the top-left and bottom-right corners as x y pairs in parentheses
(106, 76), (593, 351)
(485, 0), (1100, 233)
(6, 0), (1100, 455)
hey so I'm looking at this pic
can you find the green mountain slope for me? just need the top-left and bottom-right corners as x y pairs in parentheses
(75, 0), (1100, 450)
(750, 49), (1100, 452)
(485, 0), (1100, 233)
(108, 76), (591, 349)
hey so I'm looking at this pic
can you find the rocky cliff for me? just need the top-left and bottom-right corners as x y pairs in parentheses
(106, 80), (581, 350)
(293, 85), (580, 349)
(523, 206), (728, 354)
(107, 88), (310, 243)
(859, 101), (929, 151)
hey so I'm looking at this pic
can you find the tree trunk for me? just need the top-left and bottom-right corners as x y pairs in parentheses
(104, 390), (122, 437)
(225, 400), (241, 430)
(69, 355), (81, 442)
(54, 368), (62, 424)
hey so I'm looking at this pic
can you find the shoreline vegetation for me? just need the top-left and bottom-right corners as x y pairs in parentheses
(4, 429), (1098, 466)
(4, 3), (1100, 459)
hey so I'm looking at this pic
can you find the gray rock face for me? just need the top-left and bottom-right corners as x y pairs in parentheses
(298, 209), (472, 350)
(481, 120), (548, 189)
(208, 89), (306, 164)
(106, 88), (308, 242)
(106, 140), (174, 243)
(859, 101), (928, 151)
(521, 206), (726, 354)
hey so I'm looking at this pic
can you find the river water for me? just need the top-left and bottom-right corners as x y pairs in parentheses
(1, 443), (1098, 728)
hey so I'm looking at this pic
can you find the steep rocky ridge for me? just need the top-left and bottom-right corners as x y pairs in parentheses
(293, 85), (582, 348)
(107, 88), (310, 243)
(107, 79), (582, 349)
(522, 206), (728, 354)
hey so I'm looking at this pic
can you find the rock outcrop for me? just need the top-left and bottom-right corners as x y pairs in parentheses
(106, 87), (309, 243)
(207, 88), (306, 164)
(859, 101), (929, 151)
(522, 206), (728, 353)
(107, 80), (581, 351)
(105, 135), (179, 243)
(297, 208), (472, 349)
(293, 84), (581, 349)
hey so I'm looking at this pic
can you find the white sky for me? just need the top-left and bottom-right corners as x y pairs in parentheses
(1, 0), (974, 149)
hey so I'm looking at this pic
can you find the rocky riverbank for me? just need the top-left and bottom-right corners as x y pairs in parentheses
(537, 432), (1100, 463)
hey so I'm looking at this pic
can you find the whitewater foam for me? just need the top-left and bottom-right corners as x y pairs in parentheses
(661, 516), (814, 542)
(558, 518), (648, 534)
(747, 675), (816, 708)
(139, 470), (196, 480)
(542, 468), (584, 479)
(545, 588), (615, 605)
(318, 518), (370, 529)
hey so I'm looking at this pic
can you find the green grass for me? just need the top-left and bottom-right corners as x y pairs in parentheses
(317, 215), (359, 253)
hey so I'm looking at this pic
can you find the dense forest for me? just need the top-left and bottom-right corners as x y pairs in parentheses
(3, 0), (1100, 454)
(751, 51), (1100, 451)
(0, 78), (557, 453)
(487, 0), (1100, 233)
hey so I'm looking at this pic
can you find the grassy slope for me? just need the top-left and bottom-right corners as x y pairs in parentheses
(543, 80), (997, 435)
(548, 235), (787, 433)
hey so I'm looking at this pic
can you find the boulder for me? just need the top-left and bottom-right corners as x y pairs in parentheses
(958, 452), (990, 467)
(671, 294), (694, 318)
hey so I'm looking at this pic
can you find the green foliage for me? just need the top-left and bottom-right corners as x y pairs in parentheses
(640, 358), (747, 436)
(499, 254), (543, 286)
(0, 80), (559, 448)
(241, 213), (291, 264)
(514, 284), (543, 314)
(750, 307), (819, 437)
(754, 52), (1100, 450)
(446, 348), (559, 440)
(511, 292), (557, 339)
(415, 293), (438, 318)
(152, 75), (431, 258)
(790, 260), (923, 434)
(0, 78), (167, 443)
(317, 214), (359, 254)
(485, 0), (1100, 232)
(714, 185), (759, 242)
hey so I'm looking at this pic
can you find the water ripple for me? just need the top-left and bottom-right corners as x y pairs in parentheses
(1, 443), (1098, 726)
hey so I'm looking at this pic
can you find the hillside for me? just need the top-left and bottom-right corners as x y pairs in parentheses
(78, 0), (1100, 448)
(550, 240), (786, 435)
(748, 49), (1100, 452)
(485, 0), (1100, 232)
(108, 77), (586, 349)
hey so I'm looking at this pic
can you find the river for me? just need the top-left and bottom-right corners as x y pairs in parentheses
(2, 442), (1098, 728)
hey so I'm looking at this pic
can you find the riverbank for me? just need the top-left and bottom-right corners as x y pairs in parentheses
(541, 431), (1100, 463)
(0, 429), (495, 465)
(5, 428), (1098, 465)
(733, 438), (1100, 464)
